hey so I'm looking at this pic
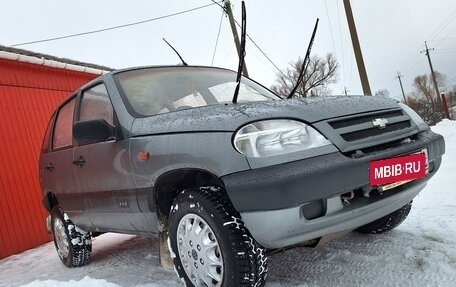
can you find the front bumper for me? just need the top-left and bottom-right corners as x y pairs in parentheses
(241, 180), (425, 248)
(222, 130), (444, 212)
(221, 130), (445, 248)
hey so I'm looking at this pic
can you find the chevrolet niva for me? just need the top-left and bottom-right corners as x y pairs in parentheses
(39, 65), (445, 287)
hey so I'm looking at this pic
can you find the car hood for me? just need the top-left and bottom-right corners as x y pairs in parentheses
(131, 96), (399, 136)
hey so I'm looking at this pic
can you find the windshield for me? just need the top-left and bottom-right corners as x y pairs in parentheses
(114, 67), (280, 117)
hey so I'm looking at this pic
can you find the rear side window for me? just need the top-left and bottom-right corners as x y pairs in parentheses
(41, 112), (56, 153)
(53, 97), (76, 150)
(79, 84), (114, 125)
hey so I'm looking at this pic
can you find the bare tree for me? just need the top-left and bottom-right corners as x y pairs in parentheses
(374, 89), (390, 98)
(405, 93), (436, 124)
(271, 53), (339, 98)
(410, 71), (446, 125)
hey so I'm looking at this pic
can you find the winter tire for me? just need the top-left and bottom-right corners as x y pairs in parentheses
(168, 186), (267, 287)
(355, 201), (413, 234)
(50, 207), (92, 267)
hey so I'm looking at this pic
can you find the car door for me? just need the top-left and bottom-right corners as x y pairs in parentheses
(39, 96), (85, 219)
(72, 83), (140, 232)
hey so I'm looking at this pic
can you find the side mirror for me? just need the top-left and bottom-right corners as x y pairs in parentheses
(73, 119), (117, 145)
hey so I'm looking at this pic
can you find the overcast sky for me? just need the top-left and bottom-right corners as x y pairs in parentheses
(2, 0), (456, 100)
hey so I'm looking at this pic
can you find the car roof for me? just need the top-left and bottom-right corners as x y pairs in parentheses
(110, 65), (235, 75)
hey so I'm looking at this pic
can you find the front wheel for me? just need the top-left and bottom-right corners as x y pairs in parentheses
(355, 201), (413, 234)
(168, 186), (267, 287)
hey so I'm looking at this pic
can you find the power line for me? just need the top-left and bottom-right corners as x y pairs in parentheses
(211, 0), (285, 77)
(12, 2), (221, 47)
(434, 46), (456, 53)
(348, 51), (354, 87)
(403, 54), (424, 73)
(428, 36), (456, 43)
(335, 0), (346, 86)
(324, 0), (338, 60)
(428, 8), (456, 41)
(211, 9), (225, 65)
(434, 24), (456, 49)
(236, 21), (285, 76)
(398, 48), (422, 73)
(399, 8), (456, 73)
(245, 33), (285, 77)
(210, 0), (227, 12)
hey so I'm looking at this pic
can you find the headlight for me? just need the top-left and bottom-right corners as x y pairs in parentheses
(233, 119), (331, 157)
(398, 103), (429, 131)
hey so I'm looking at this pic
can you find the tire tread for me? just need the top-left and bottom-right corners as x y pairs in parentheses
(51, 207), (92, 267)
(355, 201), (412, 234)
(169, 186), (267, 287)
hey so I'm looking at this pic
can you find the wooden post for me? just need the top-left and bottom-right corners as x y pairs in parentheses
(224, 0), (249, 77)
(343, 0), (372, 95)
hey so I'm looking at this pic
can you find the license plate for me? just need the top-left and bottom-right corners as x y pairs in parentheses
(369, 149), (428, 190)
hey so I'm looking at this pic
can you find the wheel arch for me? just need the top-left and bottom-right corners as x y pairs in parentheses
(42, 191), (59, 213)
(152, 168), (224, 230)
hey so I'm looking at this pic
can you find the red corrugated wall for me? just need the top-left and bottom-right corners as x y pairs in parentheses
(0, 58), (97, 259)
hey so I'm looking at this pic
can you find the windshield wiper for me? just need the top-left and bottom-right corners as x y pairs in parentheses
(163, 38), (188, 66)
(287, 18), (319, 99)
(232, 1), (246, 104)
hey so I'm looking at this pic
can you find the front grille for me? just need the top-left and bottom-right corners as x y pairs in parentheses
(341, 121), (410, 142)
(329, 110), (403, 129)
(328, 109), (411, 143)
(313, 108), (419, 153)
(345, 137), (410, 158)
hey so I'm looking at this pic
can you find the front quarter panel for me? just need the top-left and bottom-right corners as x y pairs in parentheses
(130, 132), (250, 188)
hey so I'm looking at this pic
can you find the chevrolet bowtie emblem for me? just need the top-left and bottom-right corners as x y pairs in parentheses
(372, 118), (389, 129)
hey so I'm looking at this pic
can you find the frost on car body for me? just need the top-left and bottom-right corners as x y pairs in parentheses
(39, 65), (445, 286)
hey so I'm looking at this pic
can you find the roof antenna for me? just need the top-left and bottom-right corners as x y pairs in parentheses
(162, 38), (188, 66)
(287, 18), (319, 99)
(232, 1), (246, 104)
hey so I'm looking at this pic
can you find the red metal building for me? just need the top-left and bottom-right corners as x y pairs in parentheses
(0, 46), (110, 259)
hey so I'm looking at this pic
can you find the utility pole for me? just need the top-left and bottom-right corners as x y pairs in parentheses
(343, 0), (372, 96)
(224, 0), (249, 77)
(395, 72), (407, 104)
(421, 41), (443, 107)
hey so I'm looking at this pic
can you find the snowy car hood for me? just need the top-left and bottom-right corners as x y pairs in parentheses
(131, 96), (399, 136)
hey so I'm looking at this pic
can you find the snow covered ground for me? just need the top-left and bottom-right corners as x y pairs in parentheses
(1, 120), (455, 287)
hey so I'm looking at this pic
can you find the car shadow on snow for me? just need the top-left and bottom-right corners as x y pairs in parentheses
(90, 234), (158, 266)
(80, 234), (180, 286)
(265, 230), (453, 287)
(81, 229), (452, 287)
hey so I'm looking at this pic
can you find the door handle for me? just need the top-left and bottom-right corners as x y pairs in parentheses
(44, 163), (54, 172)
(72, 156), (86, 167)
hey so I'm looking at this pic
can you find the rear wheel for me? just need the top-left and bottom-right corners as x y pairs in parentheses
(51, 207), (92, 267)
(168, 186), (267, 287)
(355, 201), (413, 234)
